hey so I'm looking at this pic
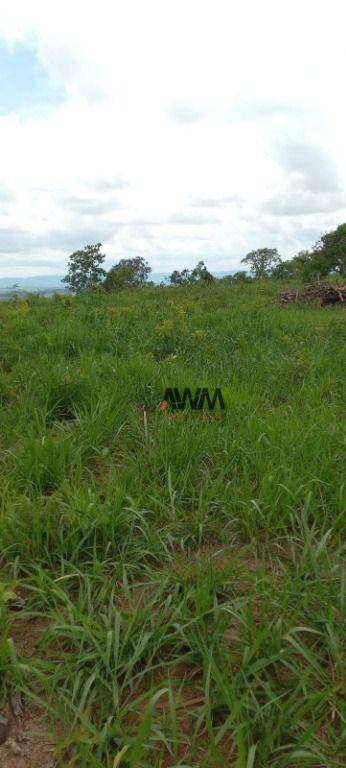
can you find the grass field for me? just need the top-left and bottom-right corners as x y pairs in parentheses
(0, 281), (345, 767)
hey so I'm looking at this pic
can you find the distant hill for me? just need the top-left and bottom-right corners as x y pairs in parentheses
(0, 275), (65, 291)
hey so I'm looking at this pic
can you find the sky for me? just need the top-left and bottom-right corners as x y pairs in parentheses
(0, 0), (345, 277)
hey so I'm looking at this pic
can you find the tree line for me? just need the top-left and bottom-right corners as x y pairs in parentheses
(63, 223), (346, 293)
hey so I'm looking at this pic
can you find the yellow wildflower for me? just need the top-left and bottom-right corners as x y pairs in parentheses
(155, 320), (173, 335)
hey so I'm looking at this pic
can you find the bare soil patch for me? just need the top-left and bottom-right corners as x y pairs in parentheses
(0, 617), (64, 768)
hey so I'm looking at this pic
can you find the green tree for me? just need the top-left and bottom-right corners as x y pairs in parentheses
(169, 269), (190, 286)
(241, 248), (281, 279)
(288, 250), (314, 282)
(169, 263), (213, 286)
(288, 227), (346, 283)
(63, 243), (106, 294)
(271, 261), (296, 280)
(190, 261), (214, 284)
(230, 271), (252, 283)
(220, 271), (252, 284)
(312, 223), (346, 277)
(104, 256), (151, 291)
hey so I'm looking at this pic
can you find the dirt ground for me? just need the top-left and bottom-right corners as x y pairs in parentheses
(0, 618), (62, 768)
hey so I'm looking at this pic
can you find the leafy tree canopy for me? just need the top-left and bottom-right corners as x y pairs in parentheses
(271, 261), (296, 280)
(169, 269), (190, 286)
(104, 256), (151, 291)
(280, 224), (346, 283)
(169, 262), (214, 286)
(63, 243), (106, 294)
(220, 271), (252, 284)
(241, 248), (281, 278)
(190, 261), (214, 284)
(313, 223), (346, 276)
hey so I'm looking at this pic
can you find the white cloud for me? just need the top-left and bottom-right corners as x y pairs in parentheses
(0, 0), (345, 275)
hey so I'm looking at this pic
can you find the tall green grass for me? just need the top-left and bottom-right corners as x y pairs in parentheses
(0, 281), (344, 766)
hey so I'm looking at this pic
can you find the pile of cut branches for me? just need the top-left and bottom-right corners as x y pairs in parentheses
(280, 282), (346, 306)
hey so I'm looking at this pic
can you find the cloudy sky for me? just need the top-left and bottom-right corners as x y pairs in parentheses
(0, 0), (345, 277)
